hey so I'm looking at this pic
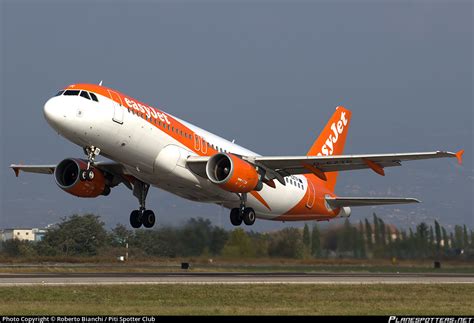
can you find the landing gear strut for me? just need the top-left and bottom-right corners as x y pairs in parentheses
(129, 180), (156, 229)
(80, 146), (101, 181)
(229, 193), (256, 226)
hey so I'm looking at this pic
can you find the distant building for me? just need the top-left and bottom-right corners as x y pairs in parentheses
(0, 228), (47, 242)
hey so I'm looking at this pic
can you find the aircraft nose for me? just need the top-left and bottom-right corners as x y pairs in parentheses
(43, 97), (63, 129)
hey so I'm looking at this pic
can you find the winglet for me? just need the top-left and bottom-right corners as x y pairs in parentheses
(455, 149), (464, 165)
(11, 166), (20, 177)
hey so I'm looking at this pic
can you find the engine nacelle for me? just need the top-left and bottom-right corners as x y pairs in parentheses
(54, 158), (107, 198)
(206, 153), (259, 193)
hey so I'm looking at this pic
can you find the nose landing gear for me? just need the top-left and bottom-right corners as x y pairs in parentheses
(80, 146), (101, 181)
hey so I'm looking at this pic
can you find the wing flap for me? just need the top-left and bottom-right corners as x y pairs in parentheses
(326, 197), (420, 208)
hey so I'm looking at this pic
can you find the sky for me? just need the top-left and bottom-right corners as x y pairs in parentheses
(0, 0), (472, 232)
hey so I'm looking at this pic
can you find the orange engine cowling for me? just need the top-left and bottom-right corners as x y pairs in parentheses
(54, 158), (107, 198)
(206, 153), (259, 193)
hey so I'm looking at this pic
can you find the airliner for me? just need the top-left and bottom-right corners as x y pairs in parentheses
(10, 83), (463, 228)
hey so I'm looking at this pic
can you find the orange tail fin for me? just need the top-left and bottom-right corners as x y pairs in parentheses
(307, 106), (352, 191)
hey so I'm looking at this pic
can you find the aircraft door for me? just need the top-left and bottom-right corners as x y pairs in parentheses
(108, 90), (124, 124)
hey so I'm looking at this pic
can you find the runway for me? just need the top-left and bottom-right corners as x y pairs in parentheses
(0, 272), (473, 285)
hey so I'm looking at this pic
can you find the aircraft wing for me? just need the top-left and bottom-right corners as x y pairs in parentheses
(9, 165), (56, 176)
(325, 197), (420, 208)
(10, 161), (133, 190)
(251, 150), (462, 177)
(186, 150), (463, 183)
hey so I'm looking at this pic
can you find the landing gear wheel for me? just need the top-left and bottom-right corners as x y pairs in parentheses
(243, 207), (256, 226)
(130, 210), (142, 229)
(142, 210), (156, 228)
(87, 169), (95, 180)
(131, 180), (152, 229)
(230, 208), (242, 226)
(80, 170), (88, 181)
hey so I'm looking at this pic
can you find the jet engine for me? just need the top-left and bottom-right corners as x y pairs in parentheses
(54, 158), (109, 197)
(206, 153), (260, 193)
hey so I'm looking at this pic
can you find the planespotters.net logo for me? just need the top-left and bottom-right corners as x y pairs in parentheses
(388, 317), (473, 323)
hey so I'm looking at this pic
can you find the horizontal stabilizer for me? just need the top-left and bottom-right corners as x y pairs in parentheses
(326, 197), (420, 208)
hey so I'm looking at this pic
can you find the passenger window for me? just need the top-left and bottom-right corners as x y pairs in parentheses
(89, 93), (99, 102)
(64, 90), (80, 96)
(80, 91), (91, 100)
(55, 90), (64, 96)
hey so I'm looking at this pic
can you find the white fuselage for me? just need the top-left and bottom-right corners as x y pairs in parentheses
(43, 87), (311, 220)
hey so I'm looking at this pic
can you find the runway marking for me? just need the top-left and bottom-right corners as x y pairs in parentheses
(0, 272), (473, 285)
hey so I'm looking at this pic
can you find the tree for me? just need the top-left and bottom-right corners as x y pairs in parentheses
(442, 226), (449, 249)
(268, 228), (305, 259)
(311, 224), (322, 257)
(339, 218), (352, 253)
(180, 218), (214, 256)
(40, 214), (107, 256)
(408, 228), (415, 258)
(387, 225), (393, 257)
(379, 218), (386, 247)
(373, 213), (380, 245)
(454, 225), (464, 249)
(109, 224), (134, 247)
(429, 225), (435, 256)
(358, 221), (366, 258)
(303, 224), (311, 249)
(221, 229), (256, 258)
(416, 222), (429, 257)
(434, 220), (442, 254)
(364, 218), (373, 251)
(1, 239), (36, 257)
(209, 226), (228, 256)
(247, 232), (269, 257)
(463, 225), (469, 249)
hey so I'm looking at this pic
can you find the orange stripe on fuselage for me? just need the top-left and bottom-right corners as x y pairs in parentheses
(250, 191), (271, 211)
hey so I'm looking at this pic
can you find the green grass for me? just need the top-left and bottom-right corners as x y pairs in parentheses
(0, 284), (472, 315)
(0, 262), (473, 274)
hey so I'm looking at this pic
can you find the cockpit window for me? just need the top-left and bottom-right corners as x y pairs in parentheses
(64, 90), (80, 96)
(55, 90), (64, 96)
(89, 92), (99, 102)
(80, 91), (91, 100)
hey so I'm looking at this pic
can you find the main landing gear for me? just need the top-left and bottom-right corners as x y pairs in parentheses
(80, 146), (101, 181)
(230, 193), (256, 226)
(129, 180), (156, 229)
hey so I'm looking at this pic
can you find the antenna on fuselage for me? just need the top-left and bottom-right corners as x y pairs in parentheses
(99, 80), (103, 86)
(231, 139), (235, 143)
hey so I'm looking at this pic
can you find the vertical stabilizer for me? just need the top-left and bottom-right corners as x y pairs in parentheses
(307, 106), (352, 191)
